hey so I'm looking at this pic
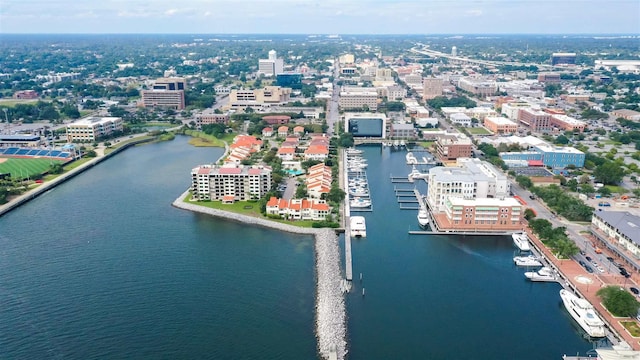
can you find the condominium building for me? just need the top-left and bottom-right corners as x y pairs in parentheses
(549, 114), (587, 132)
(258, 50), (284, 76)
(484, 116), (518, 134)
(457, 77), (498, 96)
(265, 197), (331, 221)
(422, 77), (443, 100)
(339, 87), (378, 111)
(436, 133), (473, 161)
(426, 158), (510, 213)
(591, 211), (640, 271)
(228, 86), (292, 111)
(66, 116), (123, 142)
(438, 197), (523, 231)
(518, 108), (551, 132)
(190, 164), (272, 202)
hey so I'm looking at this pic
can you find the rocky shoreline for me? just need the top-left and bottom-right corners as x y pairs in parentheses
(172, 192), (347, 360)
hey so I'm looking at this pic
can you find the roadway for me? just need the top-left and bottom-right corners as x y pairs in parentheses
(326, 59), (340, 137)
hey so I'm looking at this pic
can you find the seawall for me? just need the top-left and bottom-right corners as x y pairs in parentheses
(172, 192), (347, 360)
(0, 138), (154, 218)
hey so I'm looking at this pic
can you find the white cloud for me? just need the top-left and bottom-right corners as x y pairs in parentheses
(164, 9), (178, 16)
(465, 9), (483, 17)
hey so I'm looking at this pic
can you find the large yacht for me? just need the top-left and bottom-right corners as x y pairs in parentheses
(524, 267), (558, 282)
(417, 209), (430, 227)
(350, 216), (367, 238)
(513, 255), (542, 267)
(406, 152), (418, 165)
(350, 197), (372, 208)
(512, 232), (531, 252)
(559, 289), (606, 338)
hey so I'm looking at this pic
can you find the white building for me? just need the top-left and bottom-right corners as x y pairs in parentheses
(339, 87), (378, 111)
(449, 113), (472, 127)
(66, 117), (123, 142)
(191, 164), (272, 202)
(501, 102), (535, 120)
(427, 158), (510, 212)
(258, 50), (284, 76)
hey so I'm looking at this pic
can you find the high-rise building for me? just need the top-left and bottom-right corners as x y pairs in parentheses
(66, 117), (123, 142)
(141, 77), (187, 109)
(451, 46), (457, 56)
(518, 108), (551, 132)
(422, 77), (443, 100)
(258, 50), (284, 76)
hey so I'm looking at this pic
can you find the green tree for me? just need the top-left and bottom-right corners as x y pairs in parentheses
(524, 208), (537, 221)
(515, 175), (533, 189)
(598, 187), (613, 197)
(597, 286), (640, 317)
(567, 178), (579, 192)
(594, 161), (625, 185)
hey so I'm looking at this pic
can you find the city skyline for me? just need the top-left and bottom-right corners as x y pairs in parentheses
(1, 0), (639, 35)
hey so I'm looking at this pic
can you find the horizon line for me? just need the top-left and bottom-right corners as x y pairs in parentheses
(1, 32), (639, 36)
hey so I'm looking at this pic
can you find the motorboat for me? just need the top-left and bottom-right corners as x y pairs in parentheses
(406, 152), (418, 165)
(346, 148), (362, 155)
(513, 255), (542, 267)
(350, 216), (367, 238)
(524, 267), (558, 282)
(349, 187), (369, 197)
(512, 232), (531, 252)
(350, 197), (372, 208)
(559, 289), (606, 338)
(417, 209), (430, 227)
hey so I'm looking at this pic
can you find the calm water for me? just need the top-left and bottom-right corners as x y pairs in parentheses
(0, 136), (317, 359)
(346, 145), (595, 359)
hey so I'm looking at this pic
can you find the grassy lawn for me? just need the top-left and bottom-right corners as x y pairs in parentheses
(604, 185), (626, 194)
(0, 157), (62, 179)
(42, 157), (93, 181)
(184, 197), (315, 228)
(0, 99), (40, 107)
(421, 128), (443, 132)
(621, 321), (640, 337)
(417, 141), (435, 149)
(184, 130), (232, 147)
(466, 127), (492, 135)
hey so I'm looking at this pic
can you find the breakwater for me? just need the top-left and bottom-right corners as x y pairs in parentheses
(172, 193), (347, 360)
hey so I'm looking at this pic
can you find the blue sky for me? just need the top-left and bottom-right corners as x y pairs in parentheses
(1, 0), (638, 34)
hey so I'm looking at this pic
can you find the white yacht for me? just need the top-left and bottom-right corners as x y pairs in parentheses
(407, 166), (429, 183)
(417, 209), (430, 227)
(346, 148), (362, 155)
(406, 152), (418, 165)
(350, 197), (372, 208)
(559, 289), (606, 338)
(513, 255), (542, 267)
(512, 232), (531, 252)
(524, 267), (558, 282)
(350, 216), (367, 238)
(349, 187), (369, 197)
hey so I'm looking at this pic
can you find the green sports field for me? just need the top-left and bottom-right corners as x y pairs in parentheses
(0, 157), (64, 179)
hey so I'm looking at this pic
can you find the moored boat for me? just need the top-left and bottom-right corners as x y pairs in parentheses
(513, 255), (542, 267)
(417, 209), (430, 227)
(559, 289), (606, 338)
(512, 232), (531, 252)
(350, 216), (367, 238)
(524, 267), (558, 282)
(350, 197), (372, 208)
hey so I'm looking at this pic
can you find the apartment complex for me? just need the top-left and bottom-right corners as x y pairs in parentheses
(338, 87), (378, 111)
(439, 197), (523, 231)
(190, 164), (272, 202)
(66, 116), (123, 142)
(258, 50), (284, 76)
(518, 108), (551, 132)
(436, 133), (473, 161)
(228, 86), (292, 111)
(591, 211), (640, 271)
(484, 116), (518, 134)
(265, 197), (331, 221)
(457, 77), (498, 96)
(422, 77), (443, 100)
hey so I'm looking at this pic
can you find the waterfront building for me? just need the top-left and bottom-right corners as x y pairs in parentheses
(549, 114), (586, 133)
(306, 163), (332, 199)
(66, 116), (123, 142)
(195, 112), (230, 126)
(344, 113), (387, 138)
(518, 108), (552, 132)
(422, 77), (443, 100)
(435, 133), (473, 161)
(426, 158), (511, 213)
(191, 164), (271, 202)
(228, 87), (292, 111)
(438, 197), (523, 231)
(265, 197), (331, 221)
(258, 50), (284, 76)
(339, 87), (378, 111)
(591, 211), (640, 272)
(457, 77), (497, 96)
(551, 53), (577, 66)
(484, 116), (518, 134)
(389, 123), (416, 140)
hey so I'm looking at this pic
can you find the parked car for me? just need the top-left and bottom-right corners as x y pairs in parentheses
(585, 265), (594, 273)
(630, 287), (639, 295)
(585, 256), (593, 262)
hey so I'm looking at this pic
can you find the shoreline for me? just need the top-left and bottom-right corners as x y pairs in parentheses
(171, 191), (347, 360)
